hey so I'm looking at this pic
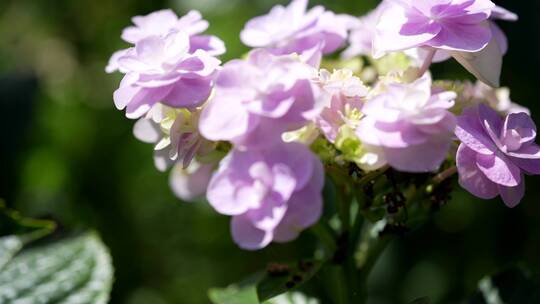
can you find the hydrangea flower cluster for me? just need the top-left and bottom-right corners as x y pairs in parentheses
(108, 1), (537, 251)
(456, 105), (539, 207)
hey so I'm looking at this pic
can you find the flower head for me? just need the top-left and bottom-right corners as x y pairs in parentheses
(456, 104), (540, 207)
(206, 142), (324, 250)
(199, 49), (321, 149)
(403, 4), (518, 71)
(373, 0), (509, 86)
(107, 10), (225, 73)
(374, 0), (496, 54)
(113, 32), (220, 119)
(356, 74), (456, 172)
(315, 69), (367, 143)
(240, 0), (353, 65)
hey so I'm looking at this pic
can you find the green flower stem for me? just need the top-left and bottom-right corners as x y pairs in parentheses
(345, 246), (364, 303)
(356, 233), (391, 281)
(310, 222), (338, 256)
(433, 166), (457, 184)
(326, 266), (351, 304)
(337, 185), (351, 232)
(325, 165), (353, 233)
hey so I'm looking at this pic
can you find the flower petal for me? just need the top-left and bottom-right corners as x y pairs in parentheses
(503, 112), (537, 146)
(428, 21), (492, 52)
(498, 181), (525, 208)
(383, 137), (451, 172)
(162, 77), (213, 109)
(450, 36), (502, 87)
(169, 162), (214, 202)
(199, 93), (255, 142)
(456, 144), (499, 199)
(455, 106), (496, 154)
(509, 145), (540, 174)
(373, 4), (441, 57)
(476, 152), (521, 187)
(231, 215), (273, 250)
(133, 118), (161, 143)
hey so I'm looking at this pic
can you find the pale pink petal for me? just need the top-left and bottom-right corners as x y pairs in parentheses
(450, 36), (502, 87)
(384, 137), (451, 172)
(374, 4), (441, 56)
(231, 215), (273, 250)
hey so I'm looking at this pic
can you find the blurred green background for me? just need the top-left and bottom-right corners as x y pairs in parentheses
(1, 0), (540, 303)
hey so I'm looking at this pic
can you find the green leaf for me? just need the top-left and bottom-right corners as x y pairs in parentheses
(208, 285), (259, 304)
(209, 260), (322, 304)
(257, 260), (322, 301)
(0, 232), (114, 304)
(0, 235), (24, 270)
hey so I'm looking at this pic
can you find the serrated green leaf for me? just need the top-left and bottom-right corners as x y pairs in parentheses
(0, 235), (24, 270)
(0, 232), (114, 304)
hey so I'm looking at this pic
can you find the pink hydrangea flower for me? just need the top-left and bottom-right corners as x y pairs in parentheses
(206, 142), (324, 250)
(455, 104), (540, 207)
(113, 32), (221, 119)
(373, 0), (507, 86)
(315, 69), (368, 143)
(374, 0), (495, 54)
(406, 5), (518, 68)
(240, 0), (353, 65)
(106, 10), (225, 73)
(199, 49), (321, 149)
(356, 75), (457, 172)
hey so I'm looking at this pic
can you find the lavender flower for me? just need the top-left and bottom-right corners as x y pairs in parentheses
(206, 142), (324, 250)
(113, 32), (220, 119)
(406, 5), (518, 70)
(315, 69), (367, 143)
(106, 10), (225, 73)
(356, 75), (456, 172)
(199, 49), (321, 149)
(456, 104), (540, 207)
(373, 0), (505, 86)
(133, 104), (213, 171)
(240, 0), (353, 65)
